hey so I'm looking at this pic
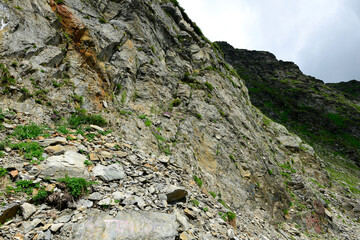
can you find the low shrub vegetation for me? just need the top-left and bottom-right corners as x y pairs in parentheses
(12, 123), (45, 140)
(193, 175), (203, 187)
(11, 142), (44, 161)
(0, 109), (5, 122)
(68, 108), (106, 128)
(58, 175), (95, 198)
(0, 167), (8, 177)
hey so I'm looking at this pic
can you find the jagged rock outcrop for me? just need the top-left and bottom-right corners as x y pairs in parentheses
(327, 79), (360, 101)
(0, 1), (359, 239)
(216, 41), (360, 167)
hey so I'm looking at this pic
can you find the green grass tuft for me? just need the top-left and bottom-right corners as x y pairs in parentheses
(68, 109), (106, 128)
(58, 175), (95, 198)
(0, 167), (8, 177)
(11, 142), (44, 161)
(193, 175), (203, 188)
(12, 123), (44, 140)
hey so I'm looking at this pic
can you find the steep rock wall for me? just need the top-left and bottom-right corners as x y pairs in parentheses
(0, 1), (358, 239)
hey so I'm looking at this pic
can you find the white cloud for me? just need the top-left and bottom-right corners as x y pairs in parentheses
(178, 0), (360, 82)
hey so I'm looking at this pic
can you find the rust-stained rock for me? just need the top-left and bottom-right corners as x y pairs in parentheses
(9, 170), (18, 179)
(45, 145), (65, 156)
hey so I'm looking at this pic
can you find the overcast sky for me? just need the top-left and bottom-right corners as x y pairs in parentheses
(178, 0), (360, 83)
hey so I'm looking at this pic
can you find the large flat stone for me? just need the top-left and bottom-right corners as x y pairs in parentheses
(276, 135), (300, 151)
(20, 203), (36, 220)
(37, 137), (67, 147)
(38, 151), (89, 180)
(70, 211), (179, 240)
(92, 164), (126, 182)
(31, 46), (64, 68)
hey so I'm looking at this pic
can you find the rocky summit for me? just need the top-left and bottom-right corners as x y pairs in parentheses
(216, 40), (360, 166)
(0, 1), (359, 240)
(327, 80), (360, 102)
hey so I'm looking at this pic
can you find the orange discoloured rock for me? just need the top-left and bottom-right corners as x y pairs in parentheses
(10, 170), (18, 179)
(50, 0), (109, 109)
(14, 234), (25, 240)
(89, 153), (99, 161)
(123, 39), (135, 50)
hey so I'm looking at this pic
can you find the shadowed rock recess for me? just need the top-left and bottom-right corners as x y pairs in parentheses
(0, 1), (358, 239)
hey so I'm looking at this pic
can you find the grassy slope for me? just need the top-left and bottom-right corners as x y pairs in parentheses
(216, 41), (360, 195)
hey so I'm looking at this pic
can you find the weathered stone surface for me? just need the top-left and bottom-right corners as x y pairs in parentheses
(300, 143), (315, 156)
(100, 151), (112, 159)
(31, 46), (64, 68)
(0, 1), (359, 239)
(90, 125), (105, 132)
(76, 199), (93, 209)
(13, 233), (25, 240)
(92, 164), (126, 182)
(50, 223), (64, 232)
(98, 198), (116, 206)
(184, 209), (196, 220)
(44, 145), (65, 155)
(89, 153), (99, 161)
(22, 219), (41, 233)
(180, 231), (194, 240)
(159, 156), (170, 164)
(325, 209), (333, 220)
(70, 211), (179, 239)
(20, 203), (36, 220)
(175, 209), (191, 231)
(88, 192), (103, 201)
(38, 151), (89, 179)
(104, 143), (116, 149)
(240, 167), (251, 180)
(276, 135), (300, 151)
(115, 151), (128, 158)
(37, 137), (67, 147)
(122, 196), (146, 209)
(45, 184), (56, 192)
(112, 191), (127, 201)
(55, 214), (72, 224)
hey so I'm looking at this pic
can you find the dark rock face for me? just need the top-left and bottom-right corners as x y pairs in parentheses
(327, 80), (360, 101)
(0, 204), (21, 224)
(217, 41), (360, 167)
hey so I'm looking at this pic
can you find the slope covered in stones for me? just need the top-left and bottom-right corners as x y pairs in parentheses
(0, 1), (359, 239)
(217, 40), (360, 168)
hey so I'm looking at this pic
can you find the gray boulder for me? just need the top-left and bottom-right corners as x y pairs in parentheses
(92, 164), (126, 182)
(38, 151), (89, 179)
(70, 211), (179, 239)
(20, 203), (36, 220)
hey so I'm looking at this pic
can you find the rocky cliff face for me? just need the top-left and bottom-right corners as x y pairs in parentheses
(0, 1), (359, 240)
(217, 41), (360, 167)
(327, 80), (360, 101)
